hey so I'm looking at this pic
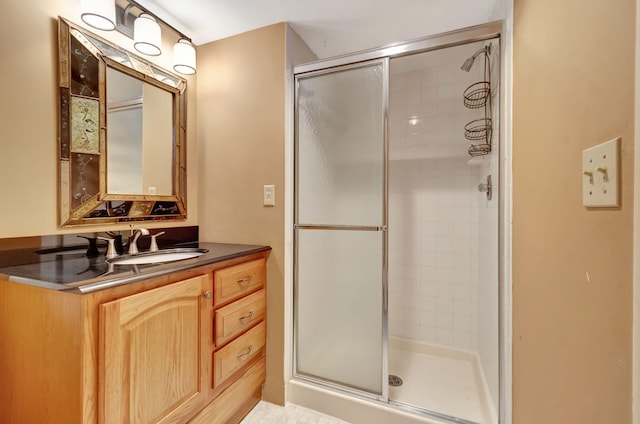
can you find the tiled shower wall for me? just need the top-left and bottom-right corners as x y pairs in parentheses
(388, 158), (481, 350)
(388, 44), (497, 353)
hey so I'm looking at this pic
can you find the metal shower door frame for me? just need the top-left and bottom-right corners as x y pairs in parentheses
(293, 57), (390, 401)
(291, 19), (506, 422)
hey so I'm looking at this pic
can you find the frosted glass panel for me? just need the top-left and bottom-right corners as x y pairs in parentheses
(296, 62), (385, 226)
(296, 229), (383, 394)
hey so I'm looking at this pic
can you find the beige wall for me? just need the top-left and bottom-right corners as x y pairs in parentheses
(196, 23), (288, 404)
(0, 0), (198, 238)
(513, 0), (634, 422)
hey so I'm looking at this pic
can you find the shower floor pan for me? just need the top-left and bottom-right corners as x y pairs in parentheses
(289, 338), (497, 424)
(389, 337), (497, 424)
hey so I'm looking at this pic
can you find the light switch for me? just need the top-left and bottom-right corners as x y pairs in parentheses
(582, 137), (619, 207)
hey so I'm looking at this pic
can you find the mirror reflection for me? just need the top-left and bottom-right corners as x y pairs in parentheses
(106, 67), (173, 195)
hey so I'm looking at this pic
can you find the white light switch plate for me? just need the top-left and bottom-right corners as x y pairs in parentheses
(582, 137), (620, 207)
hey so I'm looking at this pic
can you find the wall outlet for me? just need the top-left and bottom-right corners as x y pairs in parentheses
(263, 185), (275, 206)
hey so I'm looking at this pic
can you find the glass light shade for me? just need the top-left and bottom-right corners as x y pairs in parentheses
(173, 39), (197, 75)
(81, 0), (116, 31)
(134, 14), (161, 56)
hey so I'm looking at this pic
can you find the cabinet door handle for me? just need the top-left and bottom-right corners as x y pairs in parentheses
(204, 291), (212, 300)
(236, 345), (253, 359)
(236, 276), (253, 286)
(239, 310), (254, 322)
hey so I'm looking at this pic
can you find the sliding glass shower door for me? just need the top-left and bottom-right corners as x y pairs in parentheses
(294, 59), (388, 397)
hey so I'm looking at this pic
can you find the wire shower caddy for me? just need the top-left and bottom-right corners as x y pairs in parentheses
(463, 45), (493, 157)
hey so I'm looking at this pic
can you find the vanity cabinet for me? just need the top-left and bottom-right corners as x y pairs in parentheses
(0, 249), (269, 424)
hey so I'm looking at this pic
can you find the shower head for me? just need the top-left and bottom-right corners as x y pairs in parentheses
(460, 56), (476, 72)
(461, 45), (490, 72)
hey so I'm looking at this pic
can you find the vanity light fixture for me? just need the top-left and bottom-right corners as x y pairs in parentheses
(133, 13), (161, 56)
(80, 0), (116, 31)
(173, 39), (197, 75)
(79, 0), (197, 74)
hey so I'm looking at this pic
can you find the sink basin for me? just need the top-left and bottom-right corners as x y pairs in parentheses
(106, 248), (208, 265)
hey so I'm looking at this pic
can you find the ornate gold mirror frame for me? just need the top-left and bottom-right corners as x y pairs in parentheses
(58, 17), (187, 227)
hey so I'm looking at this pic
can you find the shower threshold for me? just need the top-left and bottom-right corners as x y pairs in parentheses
(389, 399), (482, 424)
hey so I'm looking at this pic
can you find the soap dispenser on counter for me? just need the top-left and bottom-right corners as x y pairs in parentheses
(76, 236), (99, 258)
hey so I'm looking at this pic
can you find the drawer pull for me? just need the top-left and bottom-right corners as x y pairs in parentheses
(237, 276), (253, 286)
(204, 291), (212, 300)
(239, 310), (255, 322)
(237, 345), (253, 359)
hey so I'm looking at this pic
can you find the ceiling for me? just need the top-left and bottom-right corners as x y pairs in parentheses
(135, 0), (499, 59)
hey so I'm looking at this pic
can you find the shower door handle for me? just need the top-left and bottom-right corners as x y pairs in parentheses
(295, 224), (387, 231)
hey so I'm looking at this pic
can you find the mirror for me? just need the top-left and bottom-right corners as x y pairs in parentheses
(58, 17), (187, 226)
(106, 68), (173, 195)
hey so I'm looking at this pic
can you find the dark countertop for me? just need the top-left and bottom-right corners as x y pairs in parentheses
(0, 242), (271, 294)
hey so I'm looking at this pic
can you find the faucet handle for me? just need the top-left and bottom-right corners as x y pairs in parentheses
(105, 232), (125, 255)
(97, 236), (119, 259)
(149, 231), (166, 252)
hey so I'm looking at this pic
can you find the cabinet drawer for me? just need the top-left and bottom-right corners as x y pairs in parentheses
(213, 321), (265, 388)
(214, 289), (266, 347)
(213, 259), (265, 307)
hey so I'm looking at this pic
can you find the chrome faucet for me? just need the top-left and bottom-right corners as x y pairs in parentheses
(128, 228), (149, 255)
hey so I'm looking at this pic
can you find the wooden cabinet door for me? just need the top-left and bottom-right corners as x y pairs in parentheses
(99, 275), (210, 424)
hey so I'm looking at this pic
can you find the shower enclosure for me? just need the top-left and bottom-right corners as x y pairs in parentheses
(292, 22), (503, 424)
